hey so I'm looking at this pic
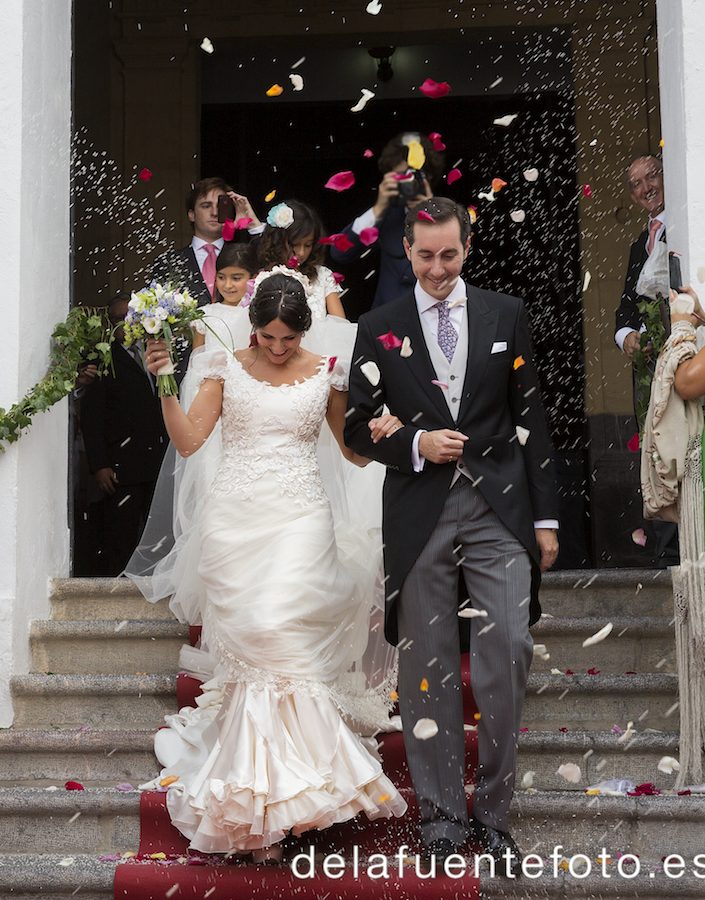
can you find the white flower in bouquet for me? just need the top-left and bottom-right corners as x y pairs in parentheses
(142, 315), (161, 334)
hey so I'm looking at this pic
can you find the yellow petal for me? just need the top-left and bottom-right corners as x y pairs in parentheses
(473, 712), (481, 720)
(389, 689), (399, 701)
(266, 84), (284, 97)
(513, 355), (525, 370)
(659, 138), (665, 148)
(149, 852), (167, 860)
(159, 775), (179, 787)
(419, 677), (429, 692)
(265, 189), (276, 202)
(378, 793), (390, 803)
(407, 140), (426, 171)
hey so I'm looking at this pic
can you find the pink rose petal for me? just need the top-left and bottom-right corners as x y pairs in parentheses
(138, 167), (153, 182)
(319, 233), (355, 253)
(631, 528), (647, 547)
(331, 271), (345, 284)
(234, 216), (253, 230)
(359, 226), (379, 246)
(447, 168), (462, 185)
(417, 210), (435, 223)
(583, 184), (593, 198)
(627, 433), (640, 453)
(429, 132), (446, 151)
(393, 171), (415, 182)
(221, 219), (236, 242)
(363, 148), (374, 158)
(431, 379), (448, 389)
(419, 78), (451, 99)
(377, 331), (403, 351)
(286, 255), (299, 269)
(325, 170), (356, 192)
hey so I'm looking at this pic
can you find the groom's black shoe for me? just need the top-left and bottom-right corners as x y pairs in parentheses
(421, 838), (463, 871)
(470, 819), (522, 877)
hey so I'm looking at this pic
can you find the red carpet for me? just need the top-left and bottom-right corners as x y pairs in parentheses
(114, 643), (480, 898)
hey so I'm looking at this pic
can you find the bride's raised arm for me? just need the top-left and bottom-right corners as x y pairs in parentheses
(146, 338), (223, 457)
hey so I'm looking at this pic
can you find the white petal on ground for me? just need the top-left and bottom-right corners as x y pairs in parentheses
(289, 73), (304, 91)
(366, 0), (382, 13)
(510, 209), (526, 223)
(413, 718), (439, 740)
(523, 167), (539, 182)
(58, 858), (76, 867)
(583, 270), (591, 291)
(582, 622), (613, 648)
(360, 360), (381, 386)
(350, 88), (375, 113)
(200, 37), (214, 54)
(617, 721), (636, 744)
(400, 336), (413, 358)
(521, 771), (535, 789)
(556, 763), (582, 784)
(516, 426), (530, 446)
(493, 114), (518, 127)
(458, 607), (488, 619)
(657, 756), (681, 775)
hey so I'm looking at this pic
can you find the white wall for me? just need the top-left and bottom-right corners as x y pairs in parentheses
(0, 0), (72, 725)
(657, 0), (705, 291)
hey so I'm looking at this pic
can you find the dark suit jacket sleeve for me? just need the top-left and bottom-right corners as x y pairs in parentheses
(344, 316), (416, 474)
(80, 378), (111, 473)
(615, 235), (647, 335)
(509, 302), (559, 522)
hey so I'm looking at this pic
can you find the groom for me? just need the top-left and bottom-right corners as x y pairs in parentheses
(345, 197), (559, 869)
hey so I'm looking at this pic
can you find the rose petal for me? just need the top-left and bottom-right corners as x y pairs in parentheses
(515, 426), (530, 446)
(491, 178), (508, 193)
(413, 718), (439, 740)
(325, 170), (356, 192)
(513, 355), (525, 370)
(583, 270), (591, 292)
(583, 184), (593, 198)
(582, 622), (613, 647)
(363, 148), (374, 158)
(556, 763), (582, 784)
(319, 233), (354, 253)
(266, 84), (284, 97)
(431, 379), (448, 390)
(417, 210), (435, 223)
(331, 271), (345, 285)
(429, 131), (446, 151)
(631, 528), (647, 547)
(400, 336), (413, 358)
(478, 189), (495, 203)
(447, 168), (462, 185)
(286, 256), (299, 269)
(493, 114), (518, 127)
(350, 89), (375, 113)
(221, 219), (235, 242)
(419, 78), (451, 100)
(200, 38), (214, 54)
(407, 140), (426, 171)
(138, 167), (153, 182)
(58, 858), (76, 867)
(289, 73), (304, 91)
(234, 217), (253, 231)
(523, 167), (539, 182)
(627, 433), (640, 453)
(586, 667), (601, 675)
(366, 0), (382, 13)
(115, 782), (135, 792)
(377, 331), (403, 351)
(360, 360), (381, 386)
(510, 209), (526, 223)
(64, 781), (84, 791)
(419, 678), (429, 692)
(265, 189), (276, 202)
(467, 206), (478, 224)
(657, 756), (681, 775)
(458, 607), (488, 618)
(327, 356), (338, 373)
(359, 226), (379, 246)
(521, 771), (535, 789)
(159, 775), (179, 788)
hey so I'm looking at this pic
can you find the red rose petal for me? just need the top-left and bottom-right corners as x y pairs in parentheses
(331, 271), (345, 284)
(65, 780), (85, 791)
(377, 331), (403, 351)
(286, 255), (299, 269)
(429, 132), (446, 151)
(558, 727), (569, 733)
(328, 356), (338, 373)
(234, 216), (253, 230)
(586, 667), (601, 675)
(417, 210), (435, 223)
(419, 78), (452, 99)
(583, 184), (593, 198)
(359, 226), (379, 247)
(627, 433), (640, 453)
(138, 167), (153, 182)
(221, 219), (236, 242)
(564, 669), (575, 675)
(325, 170), (356, 192)
(447, 168), (462, 185)
(319, 233), (355, 253)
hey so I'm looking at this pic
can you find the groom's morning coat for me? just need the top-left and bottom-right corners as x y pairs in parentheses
(345, 282), (558, 646)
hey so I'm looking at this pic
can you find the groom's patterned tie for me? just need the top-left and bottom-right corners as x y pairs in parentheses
(435, 300), (458, 362)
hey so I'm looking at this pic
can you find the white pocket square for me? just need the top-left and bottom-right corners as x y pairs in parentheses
(491, 341), (507, 354)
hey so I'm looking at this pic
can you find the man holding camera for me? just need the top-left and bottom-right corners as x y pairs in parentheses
(330, 133), (444, 308)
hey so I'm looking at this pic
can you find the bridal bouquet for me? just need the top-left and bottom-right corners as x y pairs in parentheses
(123, 282), (203, 396)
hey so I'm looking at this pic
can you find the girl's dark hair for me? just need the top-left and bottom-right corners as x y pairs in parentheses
(256, 199), (325, 281)
(249, 273), (312, 334)
(212, 243), (256, 304)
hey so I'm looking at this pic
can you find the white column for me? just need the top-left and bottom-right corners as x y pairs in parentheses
(657, 0), (705, 289)
(0, 0), (72, 725)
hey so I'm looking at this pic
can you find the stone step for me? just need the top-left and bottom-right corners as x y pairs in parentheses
(0, 855), (116, 899)
(0, 728), (156, 786)
(524, 673), (678, 731)
(30, 619), (187, 675)
(49, 577), (173, 621)
(10, 674), (175, 729)
(531, 615), (675, 674)
(0, 788), (139, 855)
(539, 569), (673, 618)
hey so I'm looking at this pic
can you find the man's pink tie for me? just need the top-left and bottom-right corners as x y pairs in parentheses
(202, 243), (217, 299)
(646, 219), (661, 255)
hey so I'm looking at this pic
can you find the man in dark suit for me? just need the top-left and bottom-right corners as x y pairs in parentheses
(345, 198), (559, 871)
(81, 297), (168, 575)
(329, 133), (444, 309)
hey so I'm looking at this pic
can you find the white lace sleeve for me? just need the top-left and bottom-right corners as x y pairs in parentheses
(328, 356), (349, 392)
(318, 265), (342, 296)
(190, 347), (230, 384)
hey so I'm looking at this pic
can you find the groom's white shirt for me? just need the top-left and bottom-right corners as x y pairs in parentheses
(410, 278), (558, 531)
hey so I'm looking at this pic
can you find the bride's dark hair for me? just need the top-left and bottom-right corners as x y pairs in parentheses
(249, 273), (312, 334)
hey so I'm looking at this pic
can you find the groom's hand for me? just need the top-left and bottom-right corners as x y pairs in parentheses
(535, 528), (559, 572)
(419, 429), (468, 464)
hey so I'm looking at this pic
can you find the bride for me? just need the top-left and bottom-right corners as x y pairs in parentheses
(139, 272), (407, 859)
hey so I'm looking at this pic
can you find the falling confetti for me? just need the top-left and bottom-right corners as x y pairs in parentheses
(137, 167), (153, 182)
(366, 0), (382, 13)
(583, 184), (593, 198)
(58, 858), (76, 867)
(467, 206), (478, 224)
(200, 37), (214, 54)
(319, 233), (354, 252)
(493, 114), (518, 127)
(407, 140), (426, 171)
(266, 84), (284, 97)
(400, 336), (413, 358)
(377, 331), (403, 350)
(265, 189), (276, 202)
(289, 73), (304, 91)
(291, 56), (305, 69)
(359, 226), (379, 246)
(523, 167), (539, 182)
(325, 170), (356, 192)
(458, 607), (488, 618)
(420, 678), (429, 692)
(350, 88), (375, 113)
(491, 177), (508, 193)
(360, 360), (381, 386)
(556, 763), (581, 783)
(478, 189), (495, 203)
(413, 718), (439, 740)
(64, 781), (84, 791)
(390, 689), (399, 701)
(521, 771), (535, 789)
(513, 355), (525, 370)
(417, 210), (435, 223)
(515, 425), (530, 446)
(331, 272), (345, 285)
(159, 774), (180, 787)
(631, 528), (647, 547)
(363, 148), (374, 158)
(221, 219), (236, 242)
(431, 379), (448, 389)
(582, 622), (613, 647)
(510, 209), (526, 223)
(419, 78), (451, 99)
(489, 76), (503, 89)
(428, 131), (446, 151)
(583, 270), (591, 291)
(627, 433), (640, 453)
(447, 168), (462, 185)
(657, 756), (681, 775)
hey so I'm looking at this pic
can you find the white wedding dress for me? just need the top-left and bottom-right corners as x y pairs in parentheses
(137, 349), (405, 853)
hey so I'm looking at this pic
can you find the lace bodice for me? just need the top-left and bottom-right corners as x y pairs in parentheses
(193, 303), (248, 353)
(198, 353), (341, 503)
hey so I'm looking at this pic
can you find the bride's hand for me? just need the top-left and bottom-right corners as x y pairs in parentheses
(144, 338), (170, 375)
(369, 414), (404, 444)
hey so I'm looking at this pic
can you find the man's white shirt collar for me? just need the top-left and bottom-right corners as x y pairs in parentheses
(191, 236), (224, 253)
(414, 278), (467, 314)
(649, 209), (667, 228)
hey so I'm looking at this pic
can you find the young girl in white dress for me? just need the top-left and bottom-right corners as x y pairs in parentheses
(141, 273), (406, 860)
(191, 242), (256, 354)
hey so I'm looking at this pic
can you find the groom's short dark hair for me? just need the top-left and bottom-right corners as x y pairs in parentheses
(404, 197), (472, 246)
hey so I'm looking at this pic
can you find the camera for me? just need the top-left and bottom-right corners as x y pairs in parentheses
(395, 169), (427, 204)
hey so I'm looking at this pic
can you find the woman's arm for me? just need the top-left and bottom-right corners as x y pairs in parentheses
(326, 387), (404, 466)
(325, 291), (347, 319)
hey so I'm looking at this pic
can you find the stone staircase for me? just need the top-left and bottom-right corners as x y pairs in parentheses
(3, 570), (705, 898)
